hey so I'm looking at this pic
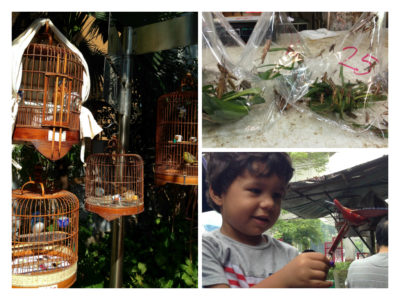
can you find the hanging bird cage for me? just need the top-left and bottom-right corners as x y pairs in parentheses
(13, 21), (84, 161)
(155, 75), (198, 186)
(12, 181), (79, 288)
(84, 150), (145, 221)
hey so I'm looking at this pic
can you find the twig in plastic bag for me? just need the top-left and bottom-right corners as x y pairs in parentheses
(216, 63), (238, 99)
(350, 13), (378, 34)
(261, 39), (272, 64)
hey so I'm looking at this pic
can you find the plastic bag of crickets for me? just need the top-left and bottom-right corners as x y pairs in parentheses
(202, 12), (310, 138)
(237, 12), (311, 110)
(202, 12), (271, 132)
(296, 12), (388, 138)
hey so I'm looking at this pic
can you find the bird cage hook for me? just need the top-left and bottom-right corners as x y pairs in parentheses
(105, 135), (119, 154)
(180, 72), (195, 91)
(20, 180), (45, 197)
(38, 20), (53, 46)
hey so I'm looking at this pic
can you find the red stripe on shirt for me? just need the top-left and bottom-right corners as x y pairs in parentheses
(224, 266), (247, 282)
(228, 279), (240, 287)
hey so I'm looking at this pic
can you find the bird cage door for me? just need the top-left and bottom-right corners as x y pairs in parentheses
(42, 56), (74, 129)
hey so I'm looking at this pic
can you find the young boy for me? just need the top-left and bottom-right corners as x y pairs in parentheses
(202, 152), (332, 288)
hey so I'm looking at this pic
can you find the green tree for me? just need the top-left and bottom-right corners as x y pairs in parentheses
(290, 152), (333, 173)
(289, 152), (334, 181)
(271, 211), (324, 251)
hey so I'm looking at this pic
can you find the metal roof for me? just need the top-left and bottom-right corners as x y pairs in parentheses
(283, 155), (388, 220)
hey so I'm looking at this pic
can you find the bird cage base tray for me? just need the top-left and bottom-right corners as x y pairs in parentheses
(13, 127), (79, 161)
(12, 245), (77, 288)
(12, 265), (76, 288)
(85, 199), (144, 221)
(155, 171), (198, 186)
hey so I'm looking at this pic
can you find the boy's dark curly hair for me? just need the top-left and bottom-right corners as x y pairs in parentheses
(205, 152), (294, 213)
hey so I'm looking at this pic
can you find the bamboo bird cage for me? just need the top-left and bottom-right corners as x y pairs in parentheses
(84, 152), (144, 221)
(155, 76), (198, 186)
(12, 181), (79, 288)
(13, 22), (84, 161)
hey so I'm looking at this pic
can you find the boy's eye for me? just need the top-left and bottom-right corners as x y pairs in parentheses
(272, 193), (283, 200)
(247, 188), (261, 195)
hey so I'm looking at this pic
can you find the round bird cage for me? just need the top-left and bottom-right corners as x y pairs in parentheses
(12, 181), (79, 288)
(85, 153), (144, 221)
(155, 77), (198, 186)
(13, 22), (84, 161)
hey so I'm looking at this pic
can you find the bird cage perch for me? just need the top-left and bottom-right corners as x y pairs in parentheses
(12, 21), (84, 161)
(85, 153), (145, 221)
(155, 77), (198, 186)
(12, 181), (79, 288)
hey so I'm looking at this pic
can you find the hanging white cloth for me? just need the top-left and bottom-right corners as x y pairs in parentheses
(12, 18), (102, 163)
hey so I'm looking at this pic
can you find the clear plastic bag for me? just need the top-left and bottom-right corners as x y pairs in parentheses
(202, 12), (267, 129)
(202, 12), (309, 137)
(295, 12), (388, 138)
(241, 12), (311, 109)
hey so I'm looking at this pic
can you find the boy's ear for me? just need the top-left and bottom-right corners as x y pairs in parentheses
(209, 186), (223, 206)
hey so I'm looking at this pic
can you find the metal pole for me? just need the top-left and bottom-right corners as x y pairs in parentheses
(118, 26), (134, 153)
(110, 216), (124, 287)
(110, 26), (134, 288)
(370, 230), (376, 255)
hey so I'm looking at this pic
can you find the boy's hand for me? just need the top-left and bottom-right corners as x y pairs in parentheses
(275, 252), (332, 288)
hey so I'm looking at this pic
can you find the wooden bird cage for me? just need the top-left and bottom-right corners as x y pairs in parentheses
(84, 153), (144, 221)
(13, 22), (84, 161)
(12, 181), (79, 288)
(155, 84), (198, 186)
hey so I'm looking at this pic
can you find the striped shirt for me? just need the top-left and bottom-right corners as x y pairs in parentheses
(202, 230), (298, 288)
(346, 252), (388, 288)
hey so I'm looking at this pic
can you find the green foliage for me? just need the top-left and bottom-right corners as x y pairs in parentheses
(305, 66), (387, 137)
(272, 216), (324, 251)
(320, 221), (337, 241)
(289, 152), (333, 174)
(74, 216), (111, 288)
(327, 261), (351, 280)
(12, 144), (83, 189)
(202, 85), (264, 124)
(73, 206), (197, 288)
(121, 210), (198, 288)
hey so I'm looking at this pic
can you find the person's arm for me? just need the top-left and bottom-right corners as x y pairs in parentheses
(205, 283), (230, 288)
(251, 252), (333, 288)
(207, 252), (332, 288)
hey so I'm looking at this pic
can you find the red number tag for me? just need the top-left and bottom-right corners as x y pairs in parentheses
(338, 46), (379, 75)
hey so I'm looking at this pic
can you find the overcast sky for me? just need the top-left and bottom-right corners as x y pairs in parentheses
(323, 150), (387, 175)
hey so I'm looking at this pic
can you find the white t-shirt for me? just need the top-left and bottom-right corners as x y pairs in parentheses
(202, 229), (299, 287)
(346, 252), (388, 288)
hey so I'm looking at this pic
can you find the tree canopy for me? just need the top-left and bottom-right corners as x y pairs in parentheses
(271, 212), (324, 251)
